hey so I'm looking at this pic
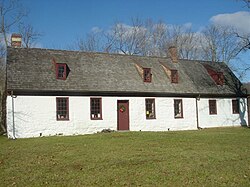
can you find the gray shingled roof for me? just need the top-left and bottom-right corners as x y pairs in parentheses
(6, 47), (244, 97)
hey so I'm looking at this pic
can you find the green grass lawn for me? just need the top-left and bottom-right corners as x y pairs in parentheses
(0, 127), (250, 186)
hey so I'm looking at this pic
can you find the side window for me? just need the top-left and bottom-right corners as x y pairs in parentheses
(56, 97), (69, 120)
(209, 100), (217, 115)
(232, 99), (239, 114)
(90, 98), (102, 120)
(174, 99), (183, 118)
(145, 99), (155, 119)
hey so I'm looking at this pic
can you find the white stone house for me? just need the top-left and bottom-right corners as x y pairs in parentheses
(5, 37), (249, 138)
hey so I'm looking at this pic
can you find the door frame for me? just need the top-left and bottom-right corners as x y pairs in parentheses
(117, 100), (130, 130)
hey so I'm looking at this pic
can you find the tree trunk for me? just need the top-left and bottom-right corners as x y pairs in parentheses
(0, 90), (6, 133)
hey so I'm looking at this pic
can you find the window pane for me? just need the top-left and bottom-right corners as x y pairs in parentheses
(145, 99), (155, 119)
(143, 68), (151, 82)
(56, 64), (66, 79)
(56, 98), (69, 120)
(171, 70), (178, 83)
(209, 100), (217, 115)
(174, 99), (183, 118)
(232, 99), (239, 114)
(91, 98), (102, 119)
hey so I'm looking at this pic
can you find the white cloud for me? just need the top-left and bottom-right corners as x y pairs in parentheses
(183, 22), (192, 29)
(210, 11), (250, 34)
(91, 27), (102, 33)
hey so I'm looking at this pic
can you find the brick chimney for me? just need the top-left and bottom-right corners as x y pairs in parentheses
(168, 46), (178, 63)
(11, 34), (22, 48)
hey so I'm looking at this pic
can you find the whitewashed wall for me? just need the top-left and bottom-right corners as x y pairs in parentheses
(7, 96), (198, 138)
(6, 96), (248, 138)
(198, 98), (248, 128)
(130, 97), (197, 132)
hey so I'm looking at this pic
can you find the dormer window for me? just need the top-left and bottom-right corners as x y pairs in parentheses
(171, 70), (178, 83)
(217, 72), (224, 86)
(143, 68), (152, 82)
(203, 64), (224, 86)
(56, 63), (67, 80)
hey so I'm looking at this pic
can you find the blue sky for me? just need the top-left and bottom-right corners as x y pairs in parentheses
(18, 0), (249, 48)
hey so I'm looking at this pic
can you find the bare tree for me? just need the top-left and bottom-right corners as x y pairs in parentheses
(18, 23), (43, 48)
(235, 0), (250, 53)
(0, 0), (27, 133)
(244, 0), (250, 7)
(200, 24), (242, 64)
(104, 18), (170, 56)
(142, 19), (168, 56)
(178, 31), (202, 60)
(75, 17), (247, 68)
(157, 24), (202, 60)
(76, 31), (103, 52)
(172, 25), (202, 60)
(104, 18), (148, 55)
(234, 33), (250, 53)
(0, 0), (27, 47)
(238, 0), (250, 8)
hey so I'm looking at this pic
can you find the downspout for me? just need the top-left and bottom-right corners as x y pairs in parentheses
(247, 96), (250, 127)
(196, 95), (200, 129)
(11, 91), (17, 139)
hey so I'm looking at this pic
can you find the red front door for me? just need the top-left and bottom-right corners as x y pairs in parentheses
(117, 100), (129, 130)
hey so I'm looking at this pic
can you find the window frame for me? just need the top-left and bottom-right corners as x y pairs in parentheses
(232, 99), (240, 114)
(56, 63), (67, 80)
(145, 98), (156, 119)
(174, 99), (183, 119)
(209, 99), (217, 115)
(217, 72), (224, 86)
(143, 68), (152, 83)
(171, 69), (178, 83)
(90, 97), (102, 120)
(56, 97), (69, 121)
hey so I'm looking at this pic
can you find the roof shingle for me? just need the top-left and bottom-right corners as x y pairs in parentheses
(6, 47), (244, 97)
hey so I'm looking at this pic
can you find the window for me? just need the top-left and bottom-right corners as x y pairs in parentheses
(56, 63), (67, 80)
(171, 70), (178, 83)
(90, 98), (102, 120)
(174, 99), (183, 118)
(209, 100), (217, 115)
(56, 98), (69, 120)
(232, 99), (239, 114)
(145, 99), (155, 119)
(217, 72), (224, 86)
(203, 65), (224, 86)
(143, 68), (152, 82)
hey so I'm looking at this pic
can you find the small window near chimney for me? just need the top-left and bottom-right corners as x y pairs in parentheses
(143, 68), (152, 82)
(171, 70), (178, 83)
(56, 63), (67, 80)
